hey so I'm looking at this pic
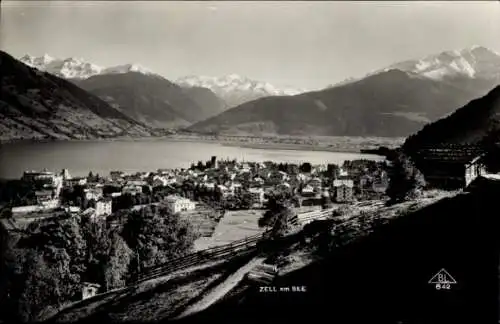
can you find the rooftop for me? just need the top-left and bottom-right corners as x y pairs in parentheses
(413, 146), (485, 164)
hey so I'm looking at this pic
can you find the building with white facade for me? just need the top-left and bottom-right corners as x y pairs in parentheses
(95, 199), (112, 217)
(333, 179), (354, 203)
(248, 187), (265, 207)
(165, 195), (196, 214)
(84, 187), (104, 201)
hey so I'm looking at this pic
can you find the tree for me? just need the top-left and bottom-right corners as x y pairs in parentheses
(76, 196), (83, 209)
(16, 251), (63, 322)
(103, 232), (133, 290)
(122, 206), (197, 270)
(81, 220), (111, 285)
(299, 162), (312, 173)
(239, 192), (253, 209)
(10, 217), (86, 323)
(258, 195), (294, 238)
(386, 152), (426, 204)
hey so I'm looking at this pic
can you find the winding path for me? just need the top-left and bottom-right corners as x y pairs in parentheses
(175, 256), (266, 319)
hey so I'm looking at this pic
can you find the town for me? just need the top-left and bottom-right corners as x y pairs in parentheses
(0, 156), (392, 313)
(0, 156), (390, 232)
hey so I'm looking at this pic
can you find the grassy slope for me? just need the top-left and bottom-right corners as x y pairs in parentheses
(49, 249), (259, 323)
(175, 185), (500, 324)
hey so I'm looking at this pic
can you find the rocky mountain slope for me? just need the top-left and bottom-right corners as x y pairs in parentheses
(188, 46), (500, 137)
(20, 54), (227, 128)
(71, 73), (216, 129)
(180, 86), (228, 118)
(176, 74), (306, 108)
(0, 51), (152, 142)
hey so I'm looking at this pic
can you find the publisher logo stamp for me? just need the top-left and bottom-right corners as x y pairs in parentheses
(428, 268), (457, 290)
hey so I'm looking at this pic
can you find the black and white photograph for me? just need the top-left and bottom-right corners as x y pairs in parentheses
(1, 1), (500, 323)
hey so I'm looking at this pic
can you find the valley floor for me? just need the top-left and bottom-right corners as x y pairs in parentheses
(161, 133), (405, 153)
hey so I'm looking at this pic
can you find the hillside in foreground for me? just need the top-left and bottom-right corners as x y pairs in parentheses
(0, 51), (152, 143)
(173, 184), (500, 324)
(44, 186), (500, 324)
(404, 85), (500, 150)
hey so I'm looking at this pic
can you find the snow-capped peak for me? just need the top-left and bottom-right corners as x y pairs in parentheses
(328, 45), (500, 88)
(102, 63), (153, 75)
(18, 54), (156, 80)
(385, 45), (500, 81)
(176, 74), (306, 107)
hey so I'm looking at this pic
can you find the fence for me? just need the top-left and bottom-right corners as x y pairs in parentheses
(296, 208), (334, 226)
(134, 231), (270, 283)
(132, 208), (335, 284)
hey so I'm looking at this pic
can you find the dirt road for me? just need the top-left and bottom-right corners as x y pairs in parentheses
(175, 256), (266, 319)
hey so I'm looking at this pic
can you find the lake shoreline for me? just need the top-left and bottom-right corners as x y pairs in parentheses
(0, 135), (399, 155)
(220, 142), (363, 153)
(0, 137), (387, 179)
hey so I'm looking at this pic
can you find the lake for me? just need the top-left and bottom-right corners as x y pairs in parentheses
(0, 139), (384, 178)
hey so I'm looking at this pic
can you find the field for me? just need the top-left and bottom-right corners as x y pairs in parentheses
(194, 209), (266, 251)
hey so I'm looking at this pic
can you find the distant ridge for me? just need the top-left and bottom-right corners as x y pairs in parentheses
(0, 51), (152, 142)
(188, 46), (500, 138)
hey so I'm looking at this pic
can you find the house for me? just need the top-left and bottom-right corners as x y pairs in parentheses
(22, 170), (55, 183)
(248, 187), (265, 208)
(61, 169), (71, 180)
(81, 282), (100, 300)
(230, 182), (243, 194)
(203, 182), (216, 190)
(253, 176), (265, 186)
(66, 177), (87, 187)
(339, 167), (349, 177)
(80, 207), (97, 222)
(122, 184), (142, 196)
(35, 189), (54, 203)
(95, 198), (112, 217)
(165, 195), (196, 214)
(372, 171), (389, 193)
(412, 145), (485, 190)
(65, 206), (82, 214)
(83, 187), (103, 201)
(210, 156), (218, 169)
(11, 205), (39, 214)
(333, 178), (354, 203)
(276, 182), (291, 191)
(110, 171), (126, 181)
(217, 185), (232, 198)
(152, 177), (168, 187)
(308, 177), (322, 190)
(300, 184), (316, 197)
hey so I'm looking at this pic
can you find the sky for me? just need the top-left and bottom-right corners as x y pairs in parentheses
(1, 1), (500, 90)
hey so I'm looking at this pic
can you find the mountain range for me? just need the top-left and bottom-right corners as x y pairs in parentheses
(6, 46), (500, 141)
(19, 54), (155, 80)
(176, 74), (306, 108)
(19, 55), (304, 127)
(189, 46), (500, 137)
(20, 54), (228, 128)
(0, 51), (152, 142)
(19, 55), (304, 111)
